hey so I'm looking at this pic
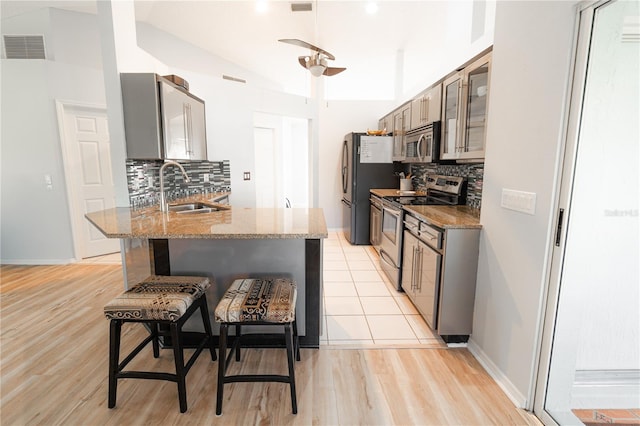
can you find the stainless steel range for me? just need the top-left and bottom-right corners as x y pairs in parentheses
(379, 175), (466, 290)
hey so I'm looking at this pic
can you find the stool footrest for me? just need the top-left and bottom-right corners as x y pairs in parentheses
(117, 371), (178, 382)
(223, 374), (292, 384)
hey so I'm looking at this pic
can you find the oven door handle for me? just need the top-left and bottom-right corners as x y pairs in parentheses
(379, 249), (398, 269)
(382, 206), (401, 218)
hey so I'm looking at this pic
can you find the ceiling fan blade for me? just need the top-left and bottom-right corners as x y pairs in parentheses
(298, 56), (309, 69)
(324, 67), (347, 76)
(278, 38), (335, 60)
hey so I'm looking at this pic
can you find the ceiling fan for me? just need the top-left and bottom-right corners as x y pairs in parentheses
(278, 39), (346, 77)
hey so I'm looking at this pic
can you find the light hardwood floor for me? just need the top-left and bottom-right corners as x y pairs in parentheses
(0, 264), (540, 425)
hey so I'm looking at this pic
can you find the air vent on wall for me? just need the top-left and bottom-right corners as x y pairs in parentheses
(291, 2), (312, 12)
(222, 75), (247, 84)
(622, 16), (640, 43)
(3, 35), (46, 59)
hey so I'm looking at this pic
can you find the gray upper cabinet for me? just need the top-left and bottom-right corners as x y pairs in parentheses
(392, 104), (410, 161)
(121, 73), (208, 161)
(440, 52), (491, 161)
(410, 84), (442, 130)
(378, 113), (393, 133)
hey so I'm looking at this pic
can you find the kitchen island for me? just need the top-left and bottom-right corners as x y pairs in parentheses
(86, 202), (327, 347)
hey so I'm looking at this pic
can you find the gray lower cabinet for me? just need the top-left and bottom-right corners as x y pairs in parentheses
(401, 213), (480, 342)
(401, 229), (441, 329)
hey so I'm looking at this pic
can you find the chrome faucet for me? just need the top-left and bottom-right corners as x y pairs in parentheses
(159, 160), (190, 212)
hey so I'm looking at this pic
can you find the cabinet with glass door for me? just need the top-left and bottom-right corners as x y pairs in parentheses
(441, 51), (491, 161)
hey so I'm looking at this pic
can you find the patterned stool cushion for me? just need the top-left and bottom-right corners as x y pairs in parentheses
(215, 278), (297, 323)
(104, 275), (210, 322)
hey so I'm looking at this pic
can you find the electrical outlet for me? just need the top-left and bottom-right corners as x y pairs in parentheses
(244, 172), (251, 181)
(203, 173), (210, 183)
(501, 189), (536, 215)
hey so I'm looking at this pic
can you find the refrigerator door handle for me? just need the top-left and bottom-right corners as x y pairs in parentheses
(341, 140), (348, 194)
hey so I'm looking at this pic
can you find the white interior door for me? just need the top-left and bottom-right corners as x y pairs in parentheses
(253, 112), (309, 209)
(254, 127), (278, 208)
(58, 102), (120, 259)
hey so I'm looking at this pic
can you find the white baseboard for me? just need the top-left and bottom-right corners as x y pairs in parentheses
(571, 369), (640, 408)
(467, 337), (528, 408)
(0, 258), (76, 265)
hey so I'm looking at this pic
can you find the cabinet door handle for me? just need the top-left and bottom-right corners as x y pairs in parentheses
(411, 247), (420, 291)
(187, 103), (194, 155)
(417, 247), (423, 291)
(182, 103), (189, 155)
(456, 81), (465, 152)
(424, 97), (429, 122)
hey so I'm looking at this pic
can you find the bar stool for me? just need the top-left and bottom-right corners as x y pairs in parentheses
(214, 277), (300, 415)
(103, 275), (216, 413)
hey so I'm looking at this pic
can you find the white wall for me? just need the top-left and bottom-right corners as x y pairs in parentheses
(469, 1), (577, 406)
(1, 9), (107, 263)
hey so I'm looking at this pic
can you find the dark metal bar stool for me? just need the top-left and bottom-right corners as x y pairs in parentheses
(103, 275), (216, 413)
(214, 277), (300, 416)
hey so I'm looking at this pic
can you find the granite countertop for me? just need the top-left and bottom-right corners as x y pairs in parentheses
(403, 205), (482, 229)
(85, 195), (328, 239)
(370, 188), (481, 229)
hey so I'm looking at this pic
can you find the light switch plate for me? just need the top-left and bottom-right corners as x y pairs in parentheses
(501, 189), (536, 215)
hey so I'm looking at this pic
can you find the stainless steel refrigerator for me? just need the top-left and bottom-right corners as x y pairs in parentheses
(341, 133), (398, 245)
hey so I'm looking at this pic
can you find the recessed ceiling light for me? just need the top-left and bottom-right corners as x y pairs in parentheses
(256, 0), (268, 14)
(365, 2), (378, 14)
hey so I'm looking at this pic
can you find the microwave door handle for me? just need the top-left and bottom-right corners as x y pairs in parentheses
(417, 134), (425, 161)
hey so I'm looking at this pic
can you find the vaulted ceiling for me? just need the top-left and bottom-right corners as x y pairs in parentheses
(1, 1), (484, 99)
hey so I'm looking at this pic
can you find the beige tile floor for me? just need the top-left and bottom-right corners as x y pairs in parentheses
(320, 231), (445, 348)
(81, 235), (446, 348)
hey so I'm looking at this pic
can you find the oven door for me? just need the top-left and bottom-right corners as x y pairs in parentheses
(380, 203), (402, 265)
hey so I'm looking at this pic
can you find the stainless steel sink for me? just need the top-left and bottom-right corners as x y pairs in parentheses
(168, 202), (230, 214)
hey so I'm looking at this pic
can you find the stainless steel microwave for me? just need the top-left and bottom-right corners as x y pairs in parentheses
(404, 121), (441, 163)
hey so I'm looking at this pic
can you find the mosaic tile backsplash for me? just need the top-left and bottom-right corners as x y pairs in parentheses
(126, 159), (231, 208)
(409, 163), (484, 209)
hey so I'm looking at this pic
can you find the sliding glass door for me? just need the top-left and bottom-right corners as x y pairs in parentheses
(534, 0), (639, 424)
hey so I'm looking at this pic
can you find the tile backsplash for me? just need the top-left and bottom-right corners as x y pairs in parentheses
(126, 159), (231, 208)
(410, 163), (484, 209)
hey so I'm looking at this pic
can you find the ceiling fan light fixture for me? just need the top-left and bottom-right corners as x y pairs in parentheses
(307, 55), (327, 77)
(309, 64), (326, 77)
